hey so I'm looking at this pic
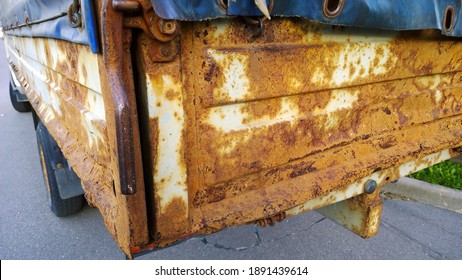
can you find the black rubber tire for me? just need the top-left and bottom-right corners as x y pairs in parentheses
(31, 109), (40, 130)
(9, 81), (31, 113)
(36, 122), (84, 217)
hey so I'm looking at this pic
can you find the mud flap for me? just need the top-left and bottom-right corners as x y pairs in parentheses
(55, 167), (85, 200)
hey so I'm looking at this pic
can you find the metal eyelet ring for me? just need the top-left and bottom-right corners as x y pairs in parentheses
(323, 0), (346, 19)
(443, 5), (455, 33)
(68, 0), (82, 28)
(218, 0), (228, 11)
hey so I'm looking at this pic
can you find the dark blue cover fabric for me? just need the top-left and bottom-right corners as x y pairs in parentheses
(0, 0), (99, 53)
(151, 0), (462, 37)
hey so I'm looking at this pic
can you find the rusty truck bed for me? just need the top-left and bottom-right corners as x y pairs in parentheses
(2, 0), (462, 258)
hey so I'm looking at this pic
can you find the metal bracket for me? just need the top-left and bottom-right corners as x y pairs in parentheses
(55, 167), (85, 199)
(113, 0), (180, 61)
(316, 180), (383, 238)
(102, 1), (138, 195)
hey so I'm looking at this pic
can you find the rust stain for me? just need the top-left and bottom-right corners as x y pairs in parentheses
(183, 17), (462, 237)
(155, 197), (188, 239)
(5, 36), (111, 176)
(136, 33), (190, 240)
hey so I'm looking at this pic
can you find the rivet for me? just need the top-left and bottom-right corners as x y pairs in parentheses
(160, 45), (171, 57)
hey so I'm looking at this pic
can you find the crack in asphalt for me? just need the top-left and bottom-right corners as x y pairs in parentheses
(200, 217), (327, 252)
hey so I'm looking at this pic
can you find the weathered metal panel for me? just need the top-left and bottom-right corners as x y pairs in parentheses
(5, 36), (109, 171)
(179, 19), (462, 236)
(5, 1), (462, 257)
(135, 33), (190, 243)
(4, 20), (149, 256)
(133, 16), (462, 253)
(93, 0), (150, 256)
(190, 20), (461, 186)
(287, 149), (458, 218)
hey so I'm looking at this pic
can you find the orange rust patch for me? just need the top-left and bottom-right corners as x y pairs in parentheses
(178, 18), (462, 237)
(165, 89), (178, 101)
(155, 197), (189, 239)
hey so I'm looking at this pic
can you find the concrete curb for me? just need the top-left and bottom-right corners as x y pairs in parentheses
(382, 177), (462, 214)
(449, 155), (462, 164)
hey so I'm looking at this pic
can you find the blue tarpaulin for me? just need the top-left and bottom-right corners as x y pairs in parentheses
(151, 0), (462, 37)
(0, 0), (99, 53)
(0, 0), (460, 52)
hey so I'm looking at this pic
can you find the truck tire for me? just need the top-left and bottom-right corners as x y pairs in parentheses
(9, 81), (31, 112)
(36, 122), (84, 217)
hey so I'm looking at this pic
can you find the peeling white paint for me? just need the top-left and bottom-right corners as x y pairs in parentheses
(147, 75), (188, 210)
(86, 90), (106, 121)
(398, 150), (452, 176)
(209, 50), (251, 101)
(207, 98), (300, 134)
(435, 90), (443, 103)
(311, 44), (397, 87)
(317, 90), (359, 115)
(314, 89), (359, 129)
(8, 43), (61, 118)
(81, 112), (105, 149)
(7, 37), (107, 152)
(77, 48), (102, 93)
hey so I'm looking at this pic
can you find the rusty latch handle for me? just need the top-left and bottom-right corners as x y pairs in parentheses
(112, 0), (141, 13)
(103, 0), (138, 195)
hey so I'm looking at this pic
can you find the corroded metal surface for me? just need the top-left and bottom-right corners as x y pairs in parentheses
(135, 33), (189, 243)
(4, 0), (150, 257)
(96, 0), (149, 256)
(312, 149), (457, 238)
(134, 16), (462, 253)
(180, 19), (462, 238)
(5, 2), (462, 257)
(101, 0), (137, 196)
(317, 194), (383, 238)
(287, 149), (458, 219)
(5, 35), (111, 187)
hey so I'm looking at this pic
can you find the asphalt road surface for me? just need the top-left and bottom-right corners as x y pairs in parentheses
(1, 40), (461, 260)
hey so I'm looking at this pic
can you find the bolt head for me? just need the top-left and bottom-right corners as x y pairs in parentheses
(158, 19), (178, 35)
(160, 45), (171, 57)
(365, 179), (377, 194)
